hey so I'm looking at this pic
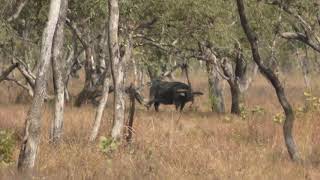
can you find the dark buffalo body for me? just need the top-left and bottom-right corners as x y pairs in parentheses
(147, 80), (203, 111)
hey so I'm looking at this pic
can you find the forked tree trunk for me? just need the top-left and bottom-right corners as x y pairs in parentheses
(89, 30), (111, 142)
(108, 0), (125, 140)
(221, 44), (248, 115)
(50, 0), (68, 143)
(236, 0), (300, 161)
(17, 0), (62, 171)
(66, 19), (99, 107)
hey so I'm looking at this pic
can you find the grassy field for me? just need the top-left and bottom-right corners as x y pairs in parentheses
(0, 72), (320, 179)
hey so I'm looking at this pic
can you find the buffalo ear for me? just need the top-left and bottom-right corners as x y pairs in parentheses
(192, 91), (203, 96)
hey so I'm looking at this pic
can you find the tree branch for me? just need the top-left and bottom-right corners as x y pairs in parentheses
(0, 63), (18, 83)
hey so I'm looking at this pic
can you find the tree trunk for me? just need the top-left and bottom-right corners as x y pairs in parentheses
(230, 85), (241, 114)
(17, 0), (62, 171)
(108, 0), (125, 140)
(198, 42), (225, 113)
(50, 0), (68, 143)
(132, 57), (138, 86)
(125, 84), (136, 143)
(206, 61), (225, 113)
(138, 66), (144, 87)
(221, 58), (241, 115)
(89, 72), (111, 141)
(236, 0), (300, 161)
(300, 54), (311, 91)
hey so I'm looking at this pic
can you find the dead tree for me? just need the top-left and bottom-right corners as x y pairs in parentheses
(18, 0), (62, 170)
(50, 0), (68, 143)
(236, 0), (300, 161)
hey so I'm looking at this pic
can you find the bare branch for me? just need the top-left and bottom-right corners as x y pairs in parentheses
(281, 32), (320, 52)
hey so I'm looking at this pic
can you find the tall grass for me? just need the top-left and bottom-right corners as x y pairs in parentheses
(0, 72), (320, 179)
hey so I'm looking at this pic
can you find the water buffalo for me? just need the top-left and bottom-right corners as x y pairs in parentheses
(146, 80), (203, 112)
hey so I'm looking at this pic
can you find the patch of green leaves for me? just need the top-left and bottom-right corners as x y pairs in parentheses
(99, 136), (120, 154)
(303, 91), (320, 112)
(240, 104), (265, 120)
(273, 113), (285, 124)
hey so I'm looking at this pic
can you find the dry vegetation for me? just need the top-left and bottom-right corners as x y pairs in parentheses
(1, 71), (320, 180)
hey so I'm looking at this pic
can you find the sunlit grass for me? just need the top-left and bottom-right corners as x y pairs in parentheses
(0, 72), (320, 179)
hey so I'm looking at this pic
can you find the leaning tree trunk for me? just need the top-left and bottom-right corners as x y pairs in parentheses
(89, 72), (111, 141)
(50, 0), (68, 143)
(236, 0), (300, 161)
(17, 0), (62, 171)
(108, 0), (125, 140)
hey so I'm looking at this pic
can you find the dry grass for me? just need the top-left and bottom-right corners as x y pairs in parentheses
(1, 72), (320, 180)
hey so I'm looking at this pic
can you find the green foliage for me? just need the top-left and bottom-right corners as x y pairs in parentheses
(240, 104), (265, 121)
(99, 136), (120, 154)
(0, 130), (15, 165)
(302, 91), (320, 112)
(240, 104), (248, 120)
(273, 113), (285, 124)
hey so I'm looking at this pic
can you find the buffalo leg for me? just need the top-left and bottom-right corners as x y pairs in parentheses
(154, 102), (160, 112)
(180, 102), (186, 111)
(175, 102), (181, 111)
